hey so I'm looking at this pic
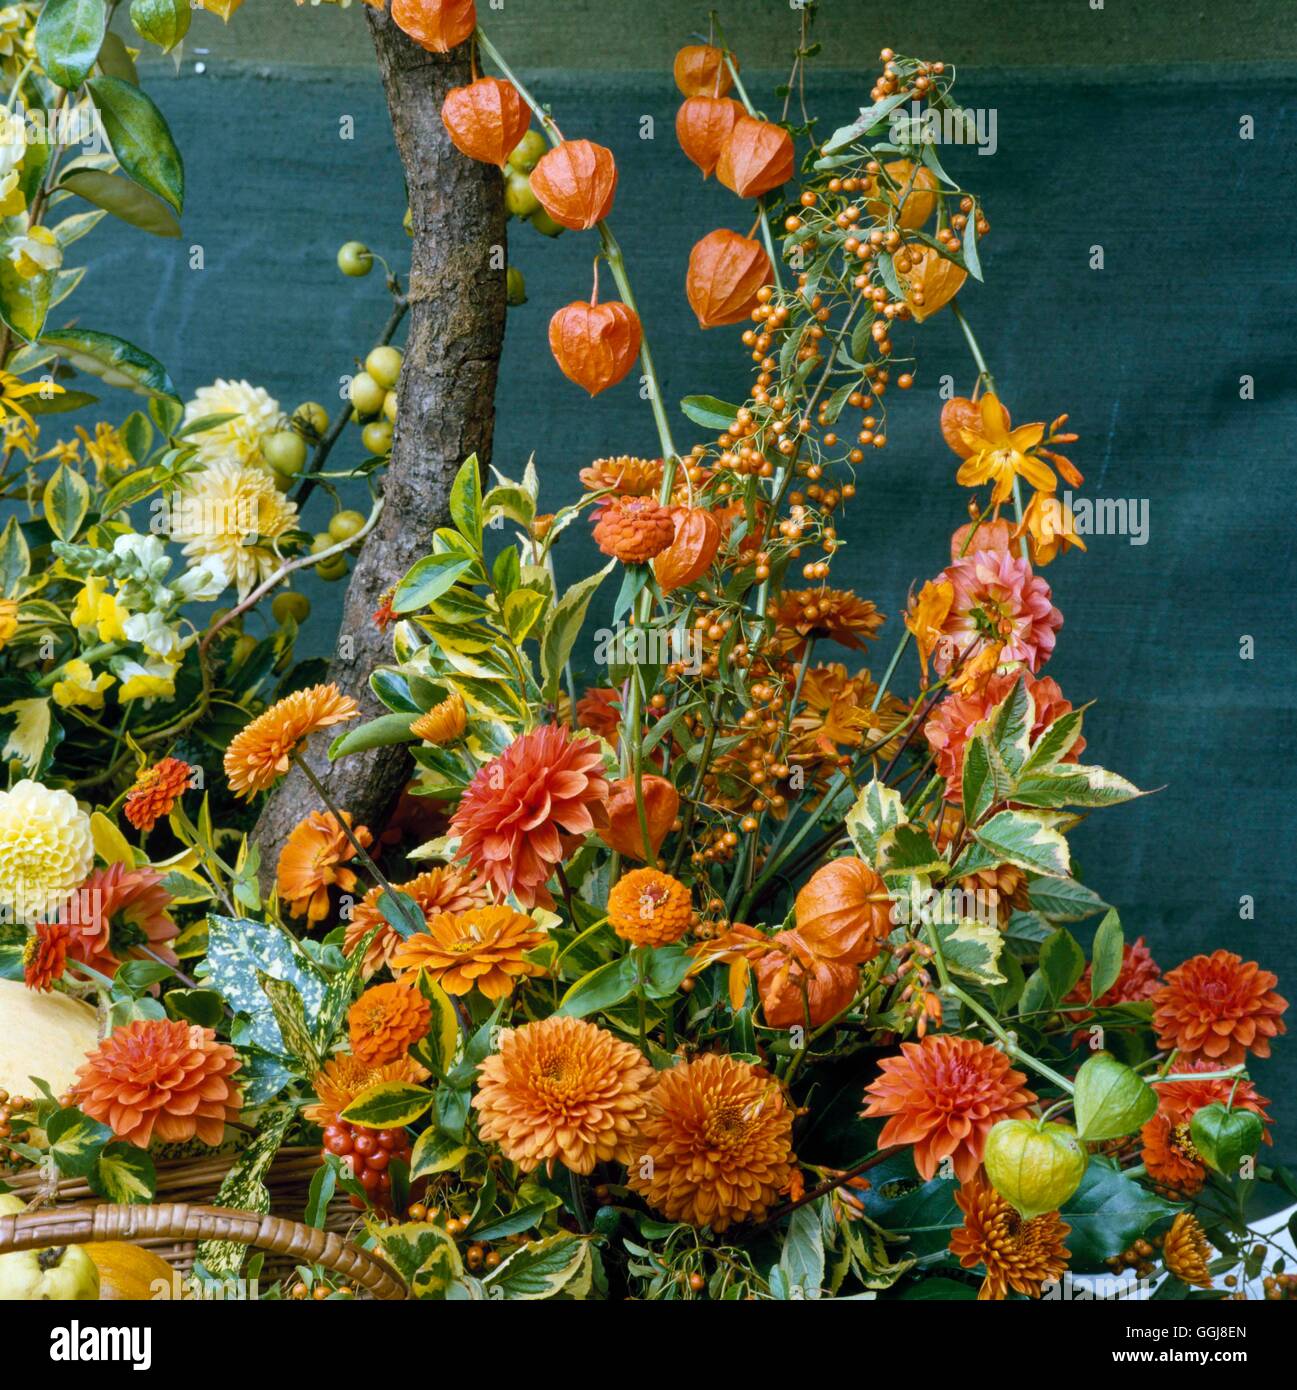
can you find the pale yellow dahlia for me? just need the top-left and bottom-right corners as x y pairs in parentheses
(0, 779), (94, 922)
(181, 378), (284, 466)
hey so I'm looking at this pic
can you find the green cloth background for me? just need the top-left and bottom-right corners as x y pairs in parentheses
(64, 4), (1296, 1151)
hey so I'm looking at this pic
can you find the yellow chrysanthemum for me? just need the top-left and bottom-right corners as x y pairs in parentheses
(0, 779), (94, 923)
(181, 378), (284, 467)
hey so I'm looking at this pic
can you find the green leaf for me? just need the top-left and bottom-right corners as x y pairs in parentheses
(0, 515), (31, 596)
(1027, 874), (1109, 924)
(165, 988), (224, 1027)
(483, 483), (535, 528)
(129, 0), (190, 51)
(39, 328), (178, 400)
(503, 587), (546, 644)
(0, 254), (53, 341)
(468, 1202), (549, 1243)
(1021, 706), (1087, 775)
(340, 1081), (433, 1129)
(1039, 928), (1086, 1001)
(448, 453), (483, 549)
(315, 925), (378, 1053)
(376, 887), (426, 940)
(413, 970), (459, 1075)
(844, 778), (907, 868)
(328, 711), (418, 759)
(1059, 1163), (1178, 1271)
(778, 1200), (826, 1300)
(305, 1161), (336, 1229)
(195, 1107), (295, 1278)
(35, 0), (108, 91)
(58, 166), (181, 237)
(1089, 909), (1125, 1003)
(99, 464), (163, 519)
(89, 1141), (156, 1204)
(678, 394), (740, 432)
(409, 1128), (469, 1179)
(256, 969), (323, 1073)
(875, 823), (948, 877)
(987, 678), (1034, 774)
(481, 1232), (591, 1300)
(392, 552), (476, 614)
(962, 206), (983, 281)
(86, 75), (184, 213)
(372, 1221), (463, 1296)
(556, 956), (636, 1018)
(1012, 764), (1147, 810)
(1191, 1104), (1263, 1175)
(95, 29), (138, 82)
(42, 463), (91, 542)
(973, 809), (1071, 879)
(932, 916), (1006, 987)
(47, 1107), (112, 1178)
(539, 559), (616, 703)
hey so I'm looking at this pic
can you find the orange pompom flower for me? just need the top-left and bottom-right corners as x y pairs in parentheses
(592, 495), (676, 563)
(654, 506), (721, 592)
(441, 76), (530, 166)
(473, 1015), (653, 1174)
(345, 865), (490, 978)
(23, 920), (71, 992)
(303, 1054), (429, 1126)
(627, 1053), (794, 1232)
(451, 724), (610, 909)
(950, 1170), (1070, 1300)
(276, 811), (371, 924)
(673, 44), (735, 98)
(348, 980), (431, 1066)
(410, 690), (467, 746)
(794, 856), (893, 964)
(716, 115), (794, 198)
(862, 1035), (1036, 1181)
(224, 683), (359, 798)
(600, 775), (679, 862)
(123, 756), (193, 833)
(675, 95), (743, 177)
(549, 297), (642, 396)
(607, 868), (692, 947)
(530, 139), (617, 230)
(74, 1020), (242, 1148)
(70, 863), (179, 980)
(686, 228), (772, 329)
(390, 905), (547, 1000)
(390, 0), (475, 54)
(578, 455), (664, 498)
(1151, 950), (1287, 1068)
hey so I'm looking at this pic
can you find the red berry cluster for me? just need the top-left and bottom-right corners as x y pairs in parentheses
(322, 1121), (411, 1211)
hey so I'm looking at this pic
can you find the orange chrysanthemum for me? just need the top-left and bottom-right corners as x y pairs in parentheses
(348, 980), (431, 1066)
(23, 920), (71, 992)
(302, 1054), (429, 1126)
(123, 756), (194, 833)
(276, 811), (371, 924)
(390, 906), (547, 1000)
(410, 691), (467, 746)
(1151, 950), (1287, 1067)
(950, 1170), (1070, 1300)
(69, 863), (179, 980)
(74, 1019), (242, 1148)
(473, 1015), (653, 1174)
(1162, 1211), (1213, 1288)
(627, 1052), (795, 1232)
(579, 455), (664, 498)
(575, 686), (622, 741)
(451, 724), (610, 909)
(772, 588), (885, 655)
(344, 865), (491, 979)
(223, 683), (359, 798)
(862, 1035), (1037, 1181)
(592, 495), (677, 564)
(607, 868), (692, 947)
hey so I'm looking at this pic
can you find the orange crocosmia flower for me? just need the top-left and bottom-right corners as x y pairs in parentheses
(1015, 489), (1087, 567)
(675, 95), (744, 177)
(793, 856), (893, 964)
(905, 577), (954, 683)
(685, 228), (772, 329)
(344, 865), (490, 979)
(390, 0), (476, 54)
(600, 775), (679, 863)
(223, 683), (359, 798)
(592, 495), (676, 563)
(123, 756), (194, 833)
(1151, 950), (1287, 1067)
(756, 929), (860, 1030)
(74, 1019), (242, 1149)
(530, 139), (618, 230)
(954, 392), (1057, 505)
(348, 980), (431, 1066)
(276, 811), (371, 924)
(23, 920), (71, 992)
(673, 44), (735, 98)
(950, 1170), (1070, 1301)
(715, 115), (794, 199)
(302, 1054), (429, 1126)
(389, 905), (547, 1000)
(549, 298), (642, 396)
(941, 396), (1006, 460)
(607, 868), (692, 948)
(410, 690), (467, 746)
(862, 1035), (1036, 1181)
(440, 77), (530, 167)
(473, 1015), (653, 1174)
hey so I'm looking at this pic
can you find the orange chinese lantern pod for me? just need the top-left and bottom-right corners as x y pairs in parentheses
(673, 44), (735, 98)
(904, 244), (967, 322)
(529, 139), (618, 230)
(794, 857), (894, 964)
(548, 297), (642, 395)
(685, 228), (772, 329)
(654, 506), (721, 591)
(864, 158), (938, 229)
(715, 116), (794, 199)
(599, 775), (680, 862)
(390, 0), (476, 54)
(757, 932), (860, 1030)
(441, 77), (531, 167)
(675, 95), (744, 178)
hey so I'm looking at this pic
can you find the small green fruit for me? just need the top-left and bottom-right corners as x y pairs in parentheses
(231, 633), (258, 665)
(592, 1205), (621, 1237)
(348, 371), (386, 416)
(271, 591), (311, 625)
(506, 266), (527, 306)
(509, 129), (546, 172)
(1189, 1103), (1264, 1175)
(328, 510), (367, 543)
(337, 240), (373, 277)
(310, 532), (336, 555)
(0, 1196), (100, 1300)
(528, 206), (564, 238)
(262, 428), (307, 476)
(382, 390), (398, 424)
(361, 420), (393, 456)
(365, 345), (404, 389)
(983, 1118), (1087, 1219)
(315, 553), (349, 582)
(1073, 1052), (1158, 1142)
(504, 170), (540, 219)
(293, 401), (330, 437)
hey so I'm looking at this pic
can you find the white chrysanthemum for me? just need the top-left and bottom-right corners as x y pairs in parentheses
(172, 459), (298, 600)
(0, 779), (94, 924)
(181, 378), (285, 466)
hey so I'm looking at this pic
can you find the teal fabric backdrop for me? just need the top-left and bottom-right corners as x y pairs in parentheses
(69, 61), (1296, 1152)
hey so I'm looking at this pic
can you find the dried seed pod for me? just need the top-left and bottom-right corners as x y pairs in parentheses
(715, 115), (794, 199)
(685, 228), (772, 328)
(441, 77), (531, 167)
(675, 95), (744, 178)
(673, 44), (735, 98)
(530, 139), (618, 230)
(653, 507), (722, 591)
(549, 297), (642, 395)
(390, 0), (476, 54)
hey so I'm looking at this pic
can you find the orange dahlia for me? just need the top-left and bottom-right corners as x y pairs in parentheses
(772, 588), (885, 655)
(451, 724), (610, 909)
(1151, 950), (1287, 1067)
(224, 683), (359, 798)
(410, 691), (467, 746)
(123, 756), (194, 833)
(74, 1019), (242, 1148)
(276, 811), (371, 924)
(575, 686), (622, 741)
(627, 1052), (794, 1232)
(348, 980), (431, 1066)
(862, 1035), (1036, 1181)
(1162, 1211), (1213, 1288)
(579, 455), (664, 498)
(607, 868), (692, 948)
(23, 920), (71, 992)
(302, 1054), (429, 1126)
(390, 906), (547, 1000)
(950, 1170), (1070, 1300)
(344, 865), (491, 978)
(473, 1015), (653, 1174)
(70, 863), (179, 980)
(592, 496), (676, 564)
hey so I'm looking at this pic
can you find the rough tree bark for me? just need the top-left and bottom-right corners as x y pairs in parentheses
(251, 10), (506, 891)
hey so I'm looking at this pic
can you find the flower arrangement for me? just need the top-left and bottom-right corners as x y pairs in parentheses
(0, 0), (1291, 1310)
